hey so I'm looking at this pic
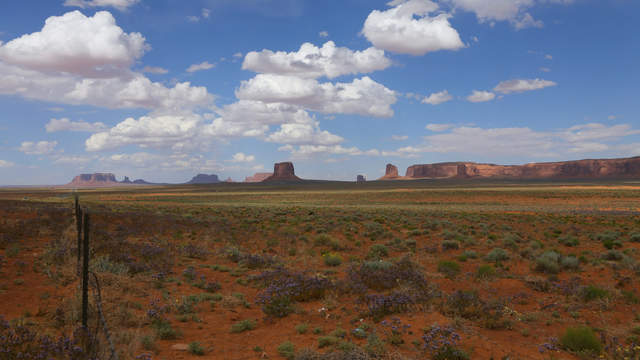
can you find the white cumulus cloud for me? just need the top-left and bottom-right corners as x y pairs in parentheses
(236, 74), (397, 117)
(0, 11), (148, 78)
(19, 141), (58, 155)
(466, 90), (495, 103)
(46, 118), (107, 132)
(242, 41), (391, 79)
(426, 123), (454, 132)
(230, 153), (255, 163)
(186, 61), (215, 73)
(494, 78), (556, 94)
(0, 160), (14, 168)
(422, 90), (453, 105)
(362, 0), (464, 55)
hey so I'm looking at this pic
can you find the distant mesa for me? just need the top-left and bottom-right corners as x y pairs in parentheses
(186, 174), (220, 184)
(263, 162), (302, 182)
(68, 173), (120, 187)
(244, 172), (273, 183)
(378, 163), (400, 180)
(122, 176), (132, 184)
(224, 177), (234, 183)
(380, 156), (640, 181)
(357, 175), (366, 183)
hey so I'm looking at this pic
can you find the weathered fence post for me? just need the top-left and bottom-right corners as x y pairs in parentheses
(82, 210), (90, 328)
(75, 194), (82, 276)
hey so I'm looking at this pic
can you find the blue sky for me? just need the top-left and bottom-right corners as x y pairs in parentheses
(0, 0), (638, 184)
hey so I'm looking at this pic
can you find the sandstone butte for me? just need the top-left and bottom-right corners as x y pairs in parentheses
(244, 172), (273, 183)
(263, 162), (302, 182)
(378, 163), (400, 180)
(380, 156), (640, 180)
(68, 173), (121, 187)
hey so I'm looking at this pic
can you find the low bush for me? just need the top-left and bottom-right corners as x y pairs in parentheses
(476, 264), (496, 279)
(438, 260), (461, 278)
(485, 248), (510, 263)
(231, 319), (256, 333)
(560, 326), (602, 354)
(277, 341), (296, 359)
(366, 244), (389, 260)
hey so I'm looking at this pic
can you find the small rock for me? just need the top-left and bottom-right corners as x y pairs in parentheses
(171, 343), (189, 351)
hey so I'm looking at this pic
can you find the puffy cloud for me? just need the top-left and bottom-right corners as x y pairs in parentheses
(494, 78), (556, 94)
(236, 74), (396, 117)
(19, 141), (58, 155)
(85, 113), (205, 152)
(186, 61), (215, 73)
(142, 66), (168, 74)
(0, 11), (213, 111)
(0, 160), (14, 168)
(422, 90), (453, 105)
(392, 135), (409, 140)
(0, 63), (212, 111)
(319, 31), (329, 38)
(426, 123), (453, 132)
(230, 153), (255, 163)
(466, 90), (495, 103)
(242, 41), (391, 79)
(362, 0), (464, 55)
(63, 0), (139, 11)
(46, 118), (107, 132)
(446, 0), (574, 29)
(0, 11), (148, 78)
(267, 121), (344, 145)
(53, 155), (95, 165)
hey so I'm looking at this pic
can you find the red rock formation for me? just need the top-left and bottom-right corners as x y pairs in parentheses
(399, 156), (640, 180)
(68, 173), (120, 187)
(378, 163), (400, 180)
(263, 162), (301, 182)
(244, 172), (273, 183)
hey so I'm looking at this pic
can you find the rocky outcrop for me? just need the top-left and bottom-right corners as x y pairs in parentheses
(378, 164), (400, 180)
(244, 173), (273, 183)
(122, 176), (132, 184)
(357, 175), (366, 183)
(397, 156), (640, 180)
(68, 173), (120, 187)
(264, 162), (301, 182)
(186, 174), (220, 184)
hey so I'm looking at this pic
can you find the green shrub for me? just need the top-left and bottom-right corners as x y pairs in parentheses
(462, 250), (478, 259)
(152, 319), (180, 340)
(485, 248), (510, 263)
(323, 253), (342, 267)
(188, 342), (205, 356)
(433, 346), (470, 360)
(295, 323), (309, 334)
(560, 256), (580, 271)
(595, 231), (622, 249)
(560, 326), (602, 354)
(231, 319), (256, 333)
(630, 233), (640, 243)
(442, 240), (460, 251)
(277, 341), (296, 359)
(602, 250), (623, 261)
(558, 235), (579, 247)
(438, 260), (461, 278)
(367, 244), (389, 260)
(318, 335), (339, 348)
(535, 251), (561, 274)
(476, 264), (496, 279)
(580, 285), (609, 302)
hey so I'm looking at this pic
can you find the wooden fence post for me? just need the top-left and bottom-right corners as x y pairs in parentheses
(82, 210), (90, 328)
